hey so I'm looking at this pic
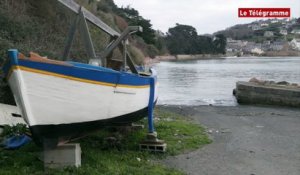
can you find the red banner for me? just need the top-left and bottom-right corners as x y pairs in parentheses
(238, 8), (290, 18)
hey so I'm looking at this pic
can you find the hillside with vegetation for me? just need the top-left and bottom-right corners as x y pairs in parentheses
(215, 18), (300, 42)
(215, 18), (300, 56)
(0, 0), (163, 104)
(0, 0), (163, 63)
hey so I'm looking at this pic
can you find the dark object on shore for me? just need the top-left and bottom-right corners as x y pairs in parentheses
(232, 89), (236, 96)
(234, 78), (300, 107)
(1, 134), (31, 149)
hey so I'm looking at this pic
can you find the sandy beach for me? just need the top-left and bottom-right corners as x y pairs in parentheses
(159, 105), (300, 175)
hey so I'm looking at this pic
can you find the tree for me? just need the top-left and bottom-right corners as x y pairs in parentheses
(96, 0), (118, 13)
(213, 34), (226, 54)
(117, 6), (156, 44)
(166, 24), (198, 54)
(154, 32), (168, 55)
(165, 24), (227, 55)
(196, 36), (214, 54)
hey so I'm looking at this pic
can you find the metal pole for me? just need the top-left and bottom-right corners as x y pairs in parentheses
(123, 40), (127, 71)
(78, 8), (97, 60)
(147, 77), (155, 133)
(62, 14), (80, 60)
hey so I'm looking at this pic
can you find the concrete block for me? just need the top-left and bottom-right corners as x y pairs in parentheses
(44, 143), (81, 168)
(131, 123), (144, 130)
(140, 132), (167, 152)
(139, 142), (167, 152)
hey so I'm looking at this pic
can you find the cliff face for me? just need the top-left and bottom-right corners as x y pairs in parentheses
(0, 1), (70, 60)
(0, 0), (145, 61)
(0, 0), (146, 104)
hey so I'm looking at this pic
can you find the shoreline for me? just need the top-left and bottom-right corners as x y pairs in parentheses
(144, 54), (300, 65)
(159, 104), (300, 175)
(157, 103), (300, 114)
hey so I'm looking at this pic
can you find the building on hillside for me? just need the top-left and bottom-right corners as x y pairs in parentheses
(263, 41), (271, 45)
(290, 19), (297, 25)
(291, 29), (300, 35)
(251, 24), (261, 31)
(262, 41), (271, 51)
(264, 31), (274, 37)
(290, 39), (300, 51)
(243, 42), (262, 54)
(285, 23), (293, 29)
(226, 38), (246, 53)
(280, 29), (288, 35)
(270, 41), (285, 51)
(251, 47), (264, 55)
(260, 23), (269, 27)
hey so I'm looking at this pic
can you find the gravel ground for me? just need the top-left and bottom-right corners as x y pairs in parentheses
(160, 105), (300, 175)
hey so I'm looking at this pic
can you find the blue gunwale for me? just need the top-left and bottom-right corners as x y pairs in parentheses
(2, 51), (156, 88)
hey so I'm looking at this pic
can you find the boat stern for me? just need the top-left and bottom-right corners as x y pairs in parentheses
(2, 49), (19, 79)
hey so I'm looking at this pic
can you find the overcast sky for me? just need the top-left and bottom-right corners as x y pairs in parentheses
(114, 0), (300, 35)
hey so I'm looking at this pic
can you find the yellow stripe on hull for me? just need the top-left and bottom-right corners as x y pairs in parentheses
(8, 66), (149, 89)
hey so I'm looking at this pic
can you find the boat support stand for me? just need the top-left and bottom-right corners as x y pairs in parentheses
(139, 77), (167, 152)
(43, 143), (81, 168)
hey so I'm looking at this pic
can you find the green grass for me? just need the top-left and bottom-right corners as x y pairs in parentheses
(0, 108), (211, 175)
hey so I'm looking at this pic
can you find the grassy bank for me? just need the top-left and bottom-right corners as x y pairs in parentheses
(0, 108), (211, 174)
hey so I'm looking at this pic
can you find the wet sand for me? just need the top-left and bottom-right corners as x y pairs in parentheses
(159, 105), (300, 175)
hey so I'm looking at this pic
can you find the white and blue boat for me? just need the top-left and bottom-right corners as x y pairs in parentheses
(2, 50), (158, 146)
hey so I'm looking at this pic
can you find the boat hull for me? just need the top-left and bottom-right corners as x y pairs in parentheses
(30, 105), (149, 146)
(3, 50), (158, 146)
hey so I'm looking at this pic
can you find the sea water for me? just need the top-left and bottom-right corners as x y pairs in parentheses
(154, 57), (300, 106)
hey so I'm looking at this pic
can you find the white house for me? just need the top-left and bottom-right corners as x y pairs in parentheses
(291, 29), (300, 35)
(264, 31), (274, 37)
(251, 24), (261, 31)
(251, 48), (264, 55)
(270, 41), (285, 51)
(290, 39), (300, 51)
(260, 23), (269, 27)
(280, 29), (288, 35)
(271, 19), (279, 24)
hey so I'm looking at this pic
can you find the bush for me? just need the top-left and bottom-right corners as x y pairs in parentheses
(146, 44), (159, 58)
(1, 124), (28, 137)
(128, 45), (144, 65)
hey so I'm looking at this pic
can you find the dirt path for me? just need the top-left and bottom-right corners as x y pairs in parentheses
(160, 105), (300, 175)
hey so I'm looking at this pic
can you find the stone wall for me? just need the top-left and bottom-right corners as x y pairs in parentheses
(155, 54), (225, 62)
(235, 81), (300, 107)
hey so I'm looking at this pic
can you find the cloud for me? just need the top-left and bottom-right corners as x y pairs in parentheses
(114, 0), (300, 34)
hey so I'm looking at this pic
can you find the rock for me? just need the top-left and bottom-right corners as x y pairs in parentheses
(264, 81), (275, 85)
(249, 77), (260, 83)
(249, 77), (265, 85)
(249, 150), (255, 154)
(277, 81), (289, 85)
(291, 83), (298, 86)
(233, 89), (236, 96)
